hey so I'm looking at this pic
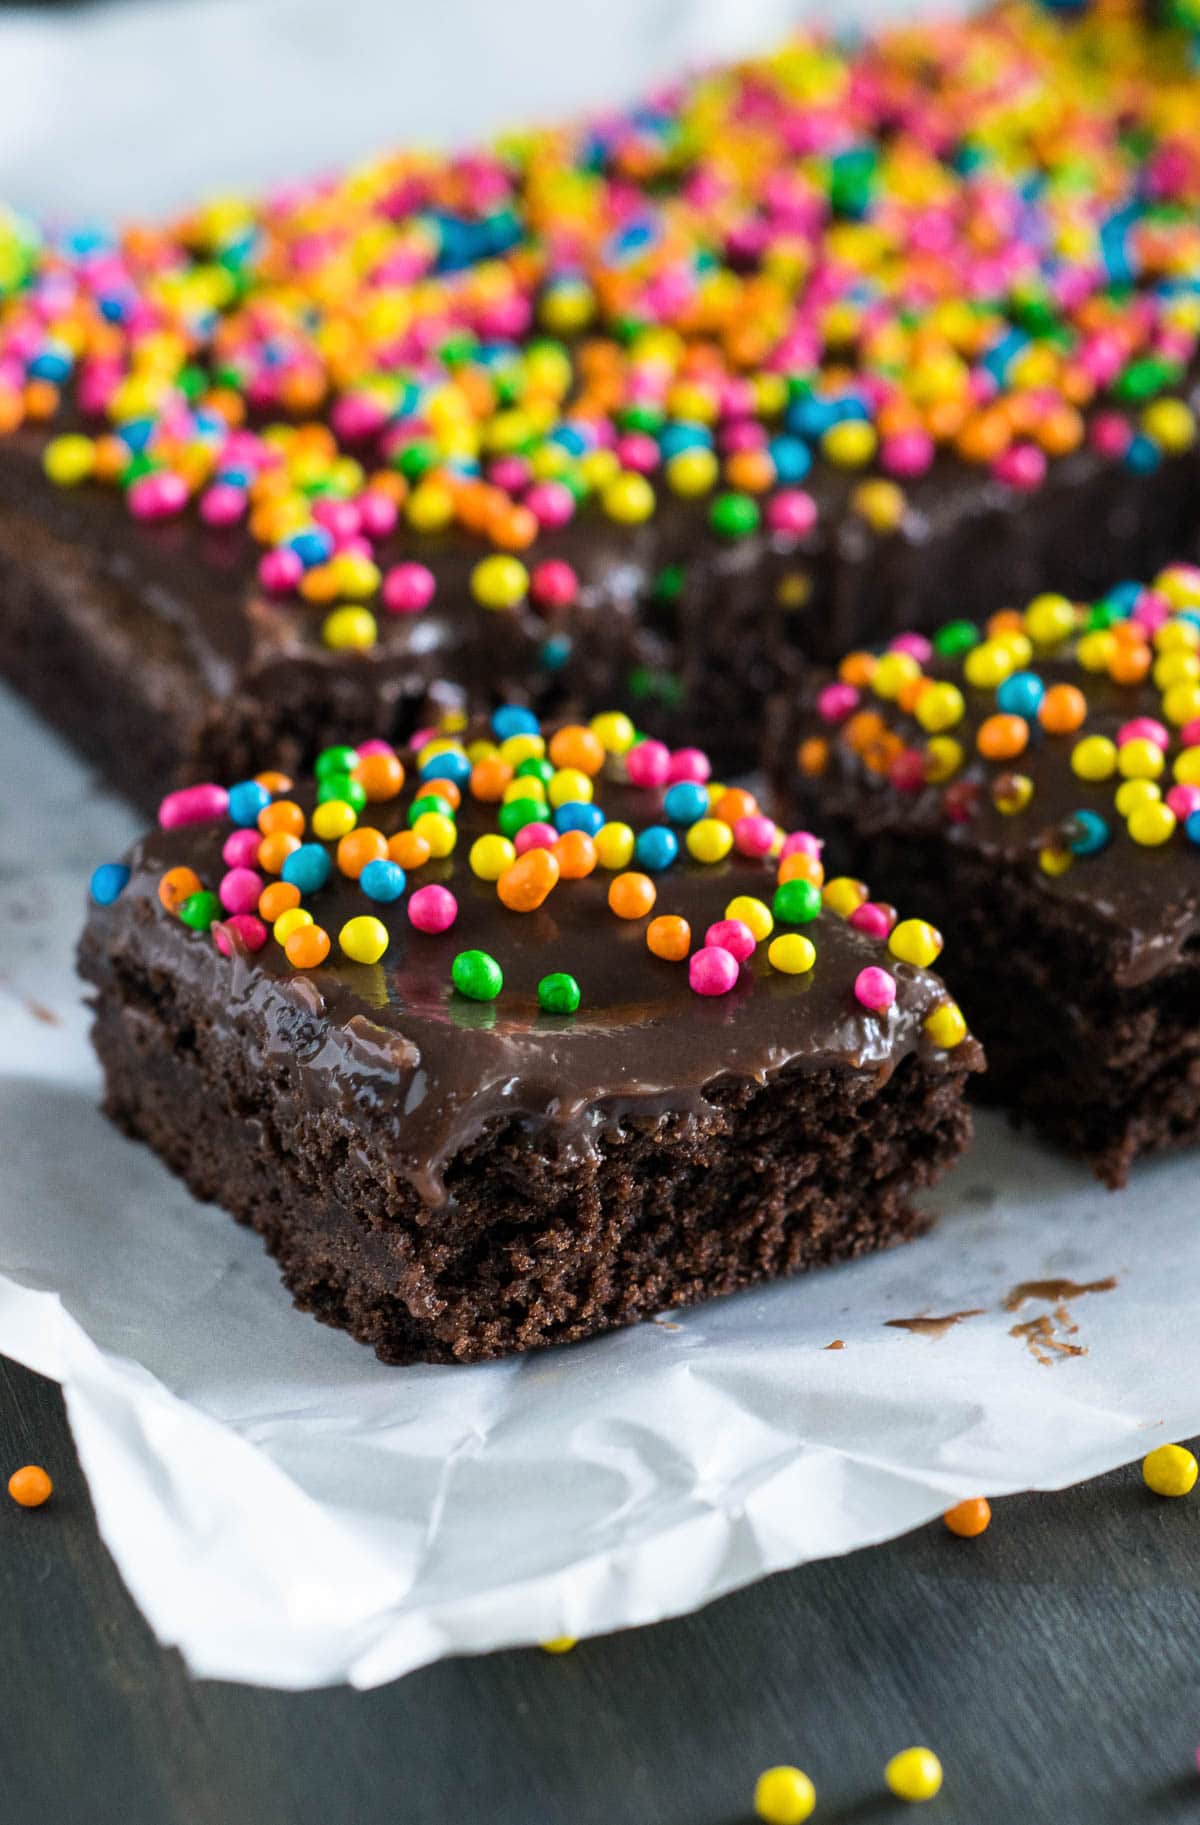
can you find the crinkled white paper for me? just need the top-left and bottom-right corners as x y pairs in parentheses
(2, 0), (1199, 1693)
(3, 681), (1200, 1689)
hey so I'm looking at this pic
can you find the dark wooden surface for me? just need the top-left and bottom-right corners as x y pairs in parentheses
(2, 1356), (1198, 1825)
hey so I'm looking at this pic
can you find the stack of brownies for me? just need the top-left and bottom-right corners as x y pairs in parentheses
(3, 0), (1199, 1360)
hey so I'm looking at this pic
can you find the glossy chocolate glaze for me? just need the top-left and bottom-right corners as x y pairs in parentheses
(85, 754), (981, 1205)
(790, 655), (1200, 989)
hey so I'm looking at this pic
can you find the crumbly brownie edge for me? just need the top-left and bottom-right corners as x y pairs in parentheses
(80, 926), (974, 1364)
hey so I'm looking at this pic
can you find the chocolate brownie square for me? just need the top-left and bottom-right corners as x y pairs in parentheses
(79, 708), (979, 1362)
(6, 5), (1200, 799)
(772, 562), (1200, 1186)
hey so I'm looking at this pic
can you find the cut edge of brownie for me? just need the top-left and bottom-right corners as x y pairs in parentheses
(79, 919), (975, 1365)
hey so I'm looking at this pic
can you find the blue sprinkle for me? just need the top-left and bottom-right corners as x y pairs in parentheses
(420, 750), (471, 787)
(664, 781), (710, 825)
(539, 635), (572, 672)
(1067, 809), (1111, 856)
(634, 825), (679, 872)
(360, 859), (407, 903)
(554, 801), (605, 837)
(118, 416), (155, 454)
(287, 527), (334, 567)
(29, 346), (72, 383)
(1187, 809), (1200, 847)
(996, 671), (1045, 719)
(90, 862), (130, 906)
(659, 422), (713, 458)
(492, 705), (540, 739)
(767, 435), (812, 484)
(1125, 435), (1161, 474)
(227, 780), (272, 827)
(282, 844), (333, 894)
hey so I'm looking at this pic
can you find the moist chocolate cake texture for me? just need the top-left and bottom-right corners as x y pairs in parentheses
(774, 562), (1200, 1186)
(80, 709), (980, 1362)
(5, 3), (1200, 800)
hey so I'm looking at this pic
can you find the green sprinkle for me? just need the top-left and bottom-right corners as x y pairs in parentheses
(315, 744), (359, 779)
(452, 949), (503, 1002)
(537, 972), (581, 1015)
(515, 756), (555, 785)
(316, 773), (367, 813)
(933, 619), (979, 658)
(408, 793), (454, 826)
(709, 491), (761, 539)
(179, 890), (221, 932)
(772, 879), (822, 924)
(498, 798), (545, 838)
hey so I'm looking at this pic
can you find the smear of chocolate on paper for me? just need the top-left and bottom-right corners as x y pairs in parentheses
(1004, 1276), (1117, 1366)
(885, 1309), (985, 1340)
(825, 1339), (845, 1351)
(23, 998), (61, 1026)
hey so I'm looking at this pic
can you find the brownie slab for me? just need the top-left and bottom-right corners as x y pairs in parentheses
(7, 5), (1200, 798)
(772, 563), (1200, 1186)
(80, 711), (979, 1362)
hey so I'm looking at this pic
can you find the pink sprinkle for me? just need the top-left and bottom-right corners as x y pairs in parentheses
(817, 681), (859, 723)
(666, 747), (711, 785)
(357, 738), (394, 758)
(1166, 784), (1200, 820)
(890, 632), (932, 663)
(854, 966), (897, 1013)
(530, 559), (579, 608)
(889, 749), (928, 794)
(357, 491), (399, 539)
(488, 456), (529, 494)
(626, 739), (671, 789)
(780, 830), (823, 860)
(312, 497), (360, 540)
(222, 828), (262, 869)
(159, 783), (229, 829)
(689, 945), (740, 996)
(1089, 412), (1132, 459)
(765, 489), (817, 537)
(881, 429), (934, 477)
(408, 884), (458, 934)
(199, 482), (246, 528)
(733, 814), (776, 858)
(331, 395), (388, 441)
(514, 821), (558, 853)
(616, 431), (660, 473)
(214, 914), (268, 957)
(850, 902), (895, 941)
(219, 868), (263, 916)
(1181, 718), (1200, 749)
(993, 443), (1046, 491)
(704, 919), (755, 962)
(127, 471), (188, 521)
(259, 548), (304, 594)
(1117, 717), (1169, 750)
(382, 562), (436, 615)
(1132, 590), (1170, 635)
(525, 481), (576, 531)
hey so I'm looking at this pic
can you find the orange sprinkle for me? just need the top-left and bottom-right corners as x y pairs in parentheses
(798, 736), (829, 777)
(1108, 642), (1153, 686)
(352, 752), (406, 802)
(470, 755), (514, 802)
(838, 651), (877, 688)
(257, 830), (300, 875)
(158, 865), (202, 912)
(777, 850), (825, 887)
(254, 770), (293, 795)
(8, 1465), (52, 1508)
(259, 880), (301, 922)
(713, 786), (757, 826)
(548, 725), (606, 775)
(646, 914), (691, 961)
(388, 830), (432, 869)
(1037, 683), (1088, 734)
(553, 830), (598, 879)
(257, 799), (305, 838)
(498, 849), (560, 911)
(337, 827), (388, 879)
(608, 871), (657, 919)
(285, 924), (332, 969)
(943, 1497), (992, 1539)
(976, 713), (1029, 761)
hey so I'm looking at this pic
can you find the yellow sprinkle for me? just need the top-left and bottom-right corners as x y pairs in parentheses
(590, 711), (636, 755)
(1127, 802), (1176, 847)
(412, 811), (457, 858)
(822, 876), (868, 918)
(469, 834), (516, 881)
(685, 817), (734, 863)
(1115, 778), (1160, 816)
(539, 1636), (578, 1654)
(726, 895), (773, 942)
(471, 554), (529, 610)
(925, 737), (963, 783)
(767, 933), (816, 974)
(1116, 737), (1164, 781)
(1142, 1444), (1198, 1498)
(338, 915), (388, 964)
(884, 1747), (944, 1803)
(822, 418), (877, 468)
(547, 767), (593, 809)
(1023, 592), (1076, 646)
(923, 1002), (967, 1049)
(666, 447), (719, 497)
(1070, 735), (1116, 782)
(914, 682), (964, 734)
(963, 640), (1016, 689)
(43, 433), (95, 486)
(1142, 398), (1196, 455)
(889, 918), (943, 969)
(322, 605), (377, 651)
(1039, 845), (1073, 876)
(872, 651), (921, 700)
(602, 471), (656, 524)
(273, 907), (313, 946)
(753, 1765), (816, 1824)
(594, 822), (635, 870)
(312, 799), (357, 841)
